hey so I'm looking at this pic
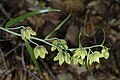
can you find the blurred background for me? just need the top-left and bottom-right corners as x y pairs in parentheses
(0, 0), (120, 80)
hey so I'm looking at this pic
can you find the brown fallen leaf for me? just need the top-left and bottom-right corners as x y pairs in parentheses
(65, 24), (79, 47)
(5, 74), (12, 80)
(49, 0), (84, 14)
(43, 70), (51, 80)
(57, 72), (74, 80)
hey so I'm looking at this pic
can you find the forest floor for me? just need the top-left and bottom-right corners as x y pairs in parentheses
(0, 0), (120, 80)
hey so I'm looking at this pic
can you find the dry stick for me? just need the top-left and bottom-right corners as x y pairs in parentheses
(0, 39), (11, 41)
(21, 43), (27, 77)
(4, 43), (41, 80)
(0, 47), (8, 80)
(13, 44), (41, 80)
(5, 44), (22, 57)
(21, 44), (41, 80)
(83, 9), (89, 32)
(25, 69), (41, 80)
(2, 68), (15, 80)
(0, 4), (11, 20)
(38, 58), (56, 80)
(0, 47), (8, 70)
(89, 13), (97, 44)
(14, 67), (41, 80)
(0, 29), (55, 79)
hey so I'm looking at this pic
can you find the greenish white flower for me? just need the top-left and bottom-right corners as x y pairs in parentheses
(21, 27), (36, 40)
(34, 46), (48, 59)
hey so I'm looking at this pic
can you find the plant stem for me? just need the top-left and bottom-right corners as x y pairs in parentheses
(0, 27), (21, 36)
(25, 40), (41, 74)
(0, 27), (105, 51)
(7, 26), (25, 30)
(69, 45), (104, 51)
(45, 13), (71, 39)
(101, 28), (105, 45)
(86, 49), (90, 70)
(84, 45), (103, 49)
(0, 27), (53, 46)
(29, 40), (39, 46)
(31, 37), (53, 46)
(78, 32), (81, 48)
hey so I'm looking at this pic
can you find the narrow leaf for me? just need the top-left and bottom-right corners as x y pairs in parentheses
(25, 40), (41, 74)
(5, 9), (60, 28)
(45, 13), (71, 39)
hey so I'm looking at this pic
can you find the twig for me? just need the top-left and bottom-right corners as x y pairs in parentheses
(38, 58), (56, 80)
(5, 43), (22, 57)
(0, 47), (8, 79)
(0, 27), (53, 47)
(0, 47), (7, 70)
(0, 3), (11, 20)
(1, 68), (15, 79)
(83, 9), (89, 32)
(0, 39), (11, 41)
(25, 69), (41, 80)
(21, 43), (27, 75)
(14, 67), (41, 80)
(89, 13), (97, 44)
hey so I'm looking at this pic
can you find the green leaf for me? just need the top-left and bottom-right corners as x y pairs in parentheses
(45, 13), (71, 39)
(25, 40), (41, 74)
(65, 52), (71, 64)
(101, 48), (109, 59)
(5, 9), (60, 28)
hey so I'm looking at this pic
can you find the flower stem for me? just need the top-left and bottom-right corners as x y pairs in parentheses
(0, 27), (53, 46)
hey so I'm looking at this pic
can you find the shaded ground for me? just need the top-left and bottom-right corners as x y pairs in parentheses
(0, 0), (120, 80)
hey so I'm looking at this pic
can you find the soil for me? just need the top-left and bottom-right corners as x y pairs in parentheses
(0, 0), (120, 80)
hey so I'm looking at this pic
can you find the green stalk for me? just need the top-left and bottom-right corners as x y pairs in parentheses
(45, 13), (71, 39)
(0, 27), (42, 74)
(25, 39), (41, 74)
(0, 27), (53, 46)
